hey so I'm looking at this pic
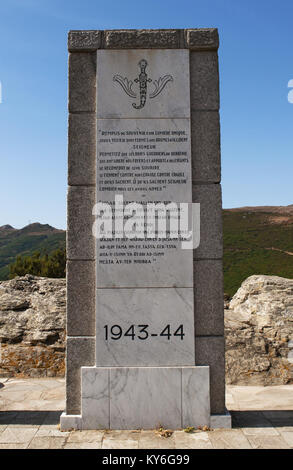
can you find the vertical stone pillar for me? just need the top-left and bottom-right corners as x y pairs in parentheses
(61, 28), (231, 430)
(65, 34), (100, 417)
(187, 31), (227, 423)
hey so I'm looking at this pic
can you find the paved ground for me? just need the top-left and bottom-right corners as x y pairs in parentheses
(0, 378), (292, 449)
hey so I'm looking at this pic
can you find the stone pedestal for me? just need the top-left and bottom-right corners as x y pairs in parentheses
(61, 28), (231, 431)
(62, 366), (210, 430)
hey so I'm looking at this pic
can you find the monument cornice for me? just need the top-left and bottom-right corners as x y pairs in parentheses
(68, 28), (219, 52)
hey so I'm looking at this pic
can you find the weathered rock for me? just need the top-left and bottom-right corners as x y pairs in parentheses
(225, 275), (293, 385)
(0, 275), (65, 377)
(1, 274), (293, 384)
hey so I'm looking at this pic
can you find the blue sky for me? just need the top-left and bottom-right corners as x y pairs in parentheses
(0, 0), (292, 229)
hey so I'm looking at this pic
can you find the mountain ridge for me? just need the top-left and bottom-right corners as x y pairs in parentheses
(0, 206), (292, 295)
(0, 222), (65, 280)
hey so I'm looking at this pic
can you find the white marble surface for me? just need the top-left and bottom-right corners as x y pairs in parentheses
(63, 366), (211, 430)
(110, 367), (182, 429)
(96, 287), (194, 367)
(96, 238), (194, 288)
(96, 118), (192, 203)
(96, 117), (193, 288)
(182, 366), (210, 427)
(97, 49), (190, 119)
(81, 367), (109, 429)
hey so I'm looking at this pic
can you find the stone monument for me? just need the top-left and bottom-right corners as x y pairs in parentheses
(61, 28), (231, 430)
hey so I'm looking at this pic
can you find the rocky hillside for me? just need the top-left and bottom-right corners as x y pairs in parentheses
(223, 205), (293, 296)
(0, 274), (292, 384)
(0, 275), (65, 377)
(1, 204), (292, 294)
(225, 275), (293, 385)
(0, 223), (65, 280)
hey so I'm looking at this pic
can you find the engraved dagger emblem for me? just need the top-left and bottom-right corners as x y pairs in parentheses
(132, 59), (151, 109)
(113, 59), (173, 109)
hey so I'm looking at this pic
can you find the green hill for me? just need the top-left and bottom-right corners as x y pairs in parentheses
(1, 207), (292, 295)
(0, 223), (66, 280)
(223, 205), (293, 297)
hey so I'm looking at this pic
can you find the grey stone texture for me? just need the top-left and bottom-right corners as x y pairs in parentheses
(192, 184), (223, 259)
(68, 114), (96, 186)
(66, 28), (224, 428)
(66, 337), (95, 414)
(68, 52), (96, 113)
(185, 28), (219, 50)
(66, 261), (95, 336)
(104, 29), (182, 49)
(191, 111), (221, 182)
(194, 260), (224, 336)
(68, 29), (220, 52)
(68, 30), (102, 52)
(190, 52), (219, 110)
(67, 186), (96, 260)
(195, 336), (226, 414)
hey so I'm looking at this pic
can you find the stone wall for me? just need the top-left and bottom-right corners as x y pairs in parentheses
(0, 275), (65, 377)
(1, 274), (292, 384)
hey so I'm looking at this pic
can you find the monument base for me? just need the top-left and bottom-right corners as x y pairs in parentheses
(60, 365), (230, 431)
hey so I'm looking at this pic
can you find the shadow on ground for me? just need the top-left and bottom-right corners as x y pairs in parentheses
(0, 410), (292, 428)
(0, 411), (62, 426)
(232, 411), (293, 428)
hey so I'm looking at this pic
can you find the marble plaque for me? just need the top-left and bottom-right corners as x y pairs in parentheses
(96, 288), (194, 366)
(96, 49), (194, 367)
(96, 117), (193, 287)
(80, 366), (210, 430)
(97, 49), (190, 119)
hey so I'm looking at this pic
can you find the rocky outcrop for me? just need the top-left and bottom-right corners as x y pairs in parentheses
(0, 275), (65, 377)
(225, 275), (293, 385)
(1, 274), (293, 384)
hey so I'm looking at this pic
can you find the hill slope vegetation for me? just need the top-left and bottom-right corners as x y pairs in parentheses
(0, 223), (65, 280)
(223, 205), (293, 296)
(0, 206), (292, 296)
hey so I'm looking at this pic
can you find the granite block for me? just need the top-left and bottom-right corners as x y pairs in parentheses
(66, 337), (95, 415)
(190, 52), (219, 110)
(186, 28), (219, 50)
(68, 28), (219, 51)
(194, 260), (224, 336)
(67, 185), (96, 260)
(67, 260), (95, 336)
(68, 52), (96, 112)
(68, 30), (101, 52)
(192, 184), (223, 259)
(195, 336), (225, 414)
(104, 29), (181, 49)
(191, 111), (221, 182)
(68, 113), (96, 186)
